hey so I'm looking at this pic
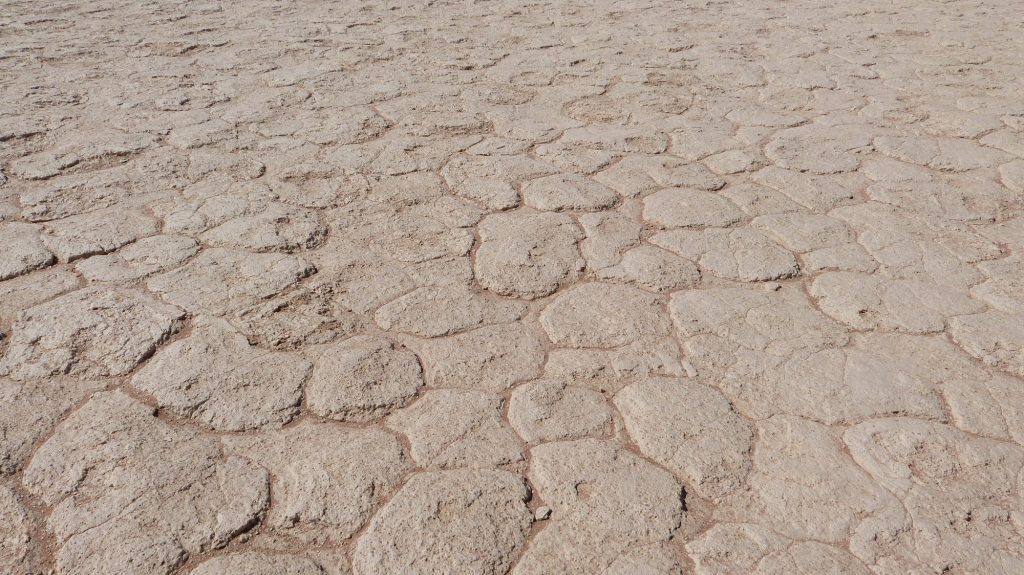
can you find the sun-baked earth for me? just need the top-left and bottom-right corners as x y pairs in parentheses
(2, 0), (1024, 573)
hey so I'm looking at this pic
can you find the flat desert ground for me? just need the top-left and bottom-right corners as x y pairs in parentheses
(2, 0), (1024, 573)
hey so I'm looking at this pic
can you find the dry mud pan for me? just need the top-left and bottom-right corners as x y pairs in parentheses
(2, 0), (1024, 573)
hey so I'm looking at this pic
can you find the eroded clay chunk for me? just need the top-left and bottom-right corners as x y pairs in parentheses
(754, 542), (872, 575)
(306, 335), (423, 422)
(579, 211), (641, 270)
(0, 484), (42, 574)
(750, 212), (854, 253)
(540, 283), (670, 348)
(949, 310), (1024, 377)
(342, 208), (474, 264)
(190, 552), (326, 575)
(669, 284), (848, 359)
(441, 154), (557, 210)
(131, 317), (311, 431)
(764, 124), (872, 174)
(521, 173), (619, 211)
(731, 345), (946, 425)
(0, 287), (185, 380)
(544, 337), (686, 394)
(973, 254), (1024, 313)
(0, 222), (55, 280)
(845, 418), (1024, 574)
(614, 378), (752, 502)
(0, 269), (79, 325)
(515, 529), (685, 575)
(41, 208), (160, 262)
(147, 248), (315, 316)
(475, 211), (584, 299)
(386, 389), (524, 469)
(508, 379), (612, 443)
(514, 439), (684, 573)
(9, 130), (156, 180)
(874, 135), (1012, 171)
(810, 271), (983, 334)
(22, 391), (270, 575)
(750, 166), (860, 211)
(686, 523), (790, 575)
(744, 416), (898, 543)
(595, 155), (726, 197)
(414, 322), (546, 392)
(651, 226), (799, 282)
(642, 188), (742, 229)
(529, 438), (683, 538)
(74, 235), (199, 282)
(353, 469), (532, 575)
(596, 244), (700, 292)
(199, 202), (327, 253)
(0, 376), (106, 474)
(375, 286), (527, 337)
(223, 421), (411, 544)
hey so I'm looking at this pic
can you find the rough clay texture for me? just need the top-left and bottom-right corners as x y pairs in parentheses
(2, 0), (1024, 573)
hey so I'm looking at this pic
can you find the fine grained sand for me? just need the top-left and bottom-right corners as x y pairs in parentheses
(2, 0), (1024, 573)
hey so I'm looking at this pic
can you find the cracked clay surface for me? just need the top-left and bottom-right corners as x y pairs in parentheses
(2, 0), (1024, 573)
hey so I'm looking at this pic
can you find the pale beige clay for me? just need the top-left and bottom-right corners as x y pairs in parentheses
(1, 0), (1023, 573)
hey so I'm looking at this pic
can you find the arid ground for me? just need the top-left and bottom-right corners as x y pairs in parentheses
(2, 0), (1024, 573)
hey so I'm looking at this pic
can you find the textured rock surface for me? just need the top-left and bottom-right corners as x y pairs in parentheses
(743, 416), (898, 544)
(652, 228), (799, 282)
(845, 418), (1024, 573)
(3, 0), (1024, 572)
(642, 187), (743, 229)
(596, 244), (701, 292)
